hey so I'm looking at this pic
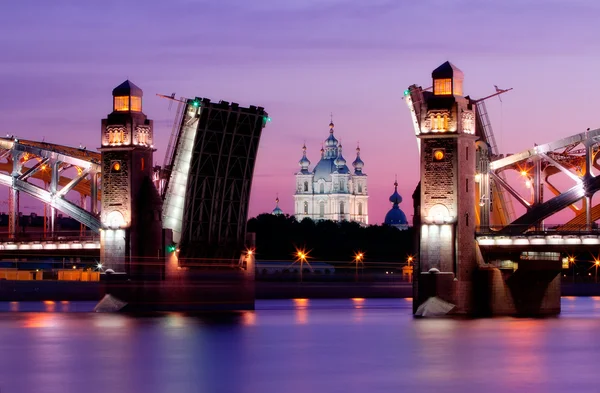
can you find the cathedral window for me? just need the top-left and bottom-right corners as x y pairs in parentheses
(304, 181), (308, 192)
(358, 183), (362, 193)
(320, 183), (325, 194)
(339, 201), (344, 215)
(434, 78), (452, 95)
(319, 202), (325, 218)
(304, 201), (308, 214)
(358, 203), (363, 216)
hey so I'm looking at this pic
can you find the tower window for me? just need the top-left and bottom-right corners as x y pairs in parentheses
(434, 78), (452, 95)
(358, 183), (362, 193)
(358, 203), (363, 216)
(320, 183), (325, 194)
(141, 157), (145, 171)
(466, 213), (469, 227)
(466, 146), (469, 161)
(304, 201), (308, 214)
(466, 178), (469, 193)
(304, 181), (308, 192)
(130, 96), (142, 112)
(319, 201), (325, 218)
(340, 201), (345, 215)
(114, 96), (129, 111)
(111, 161), (122, 172)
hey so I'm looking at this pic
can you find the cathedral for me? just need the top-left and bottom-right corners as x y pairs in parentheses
(294, 120), (368, 224)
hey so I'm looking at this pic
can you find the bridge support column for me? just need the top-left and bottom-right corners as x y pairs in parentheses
(9, 151), (23, 238)
(8, 188), (19, 238)
(90, 171), (98, 215)
(49, 160), (59, 235)
(585, 195), (592, 231)
(534, 157), (543, 230)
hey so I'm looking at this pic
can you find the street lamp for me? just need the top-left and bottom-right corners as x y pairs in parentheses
(354, 252), (364, 281)
(568, 256), (576, 283)
(291, 248), (312, 282)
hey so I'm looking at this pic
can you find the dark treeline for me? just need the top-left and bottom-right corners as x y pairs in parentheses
(247, 214), (415, 264)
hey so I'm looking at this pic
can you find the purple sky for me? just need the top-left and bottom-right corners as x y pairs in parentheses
(2, 0), (600, 224)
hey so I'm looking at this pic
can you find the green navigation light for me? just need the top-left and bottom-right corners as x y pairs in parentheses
(192, 100), (200, 108)
(404, 89), (410, 96)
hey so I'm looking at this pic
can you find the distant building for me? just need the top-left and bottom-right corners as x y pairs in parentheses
(256, 261), (335, 275)
(271, 197), (284, 216)
(384, 180), (409, 230)
(294, 120), (368, 224)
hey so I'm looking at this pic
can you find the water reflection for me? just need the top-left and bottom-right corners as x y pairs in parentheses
(293, 298), (309, 324)
(0, 298), (597, 392)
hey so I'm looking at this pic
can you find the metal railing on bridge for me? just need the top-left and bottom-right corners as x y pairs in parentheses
(476, 224), (600, 236)
(0, 230), (99, 243)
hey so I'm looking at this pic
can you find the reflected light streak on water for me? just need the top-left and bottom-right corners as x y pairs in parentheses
(0, 298), (598, 392)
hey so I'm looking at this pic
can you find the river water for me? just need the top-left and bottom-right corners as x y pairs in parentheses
(0, 297), (599, 393)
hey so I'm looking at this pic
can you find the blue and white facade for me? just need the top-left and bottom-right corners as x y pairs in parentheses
(294, 121), (368, 224)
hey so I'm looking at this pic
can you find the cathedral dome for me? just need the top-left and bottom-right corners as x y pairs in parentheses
(385, 207), (408, 226)
(313, 158), (338, 181)
(384, 180), (408, 227)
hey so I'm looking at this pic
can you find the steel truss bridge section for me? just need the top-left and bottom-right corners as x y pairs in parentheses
(0, 138), (102, 235)
(480, 128), (600, 235)
(177, 99), (268, 264)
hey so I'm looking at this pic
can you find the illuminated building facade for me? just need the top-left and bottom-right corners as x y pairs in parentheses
(294, 121), (368, 224)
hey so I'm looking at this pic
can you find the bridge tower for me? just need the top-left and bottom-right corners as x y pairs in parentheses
(100, 81), (163, 274)
(408, 62), (478, 314)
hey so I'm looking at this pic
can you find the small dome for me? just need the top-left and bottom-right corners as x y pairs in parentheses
(334, 144), (347, 167)
(389, 181), (402, 204)
(324, 121), (339, 148)
(352, 146), (364, 172)
(298, 144), (311, 172)
(384, 180), (408, 227)
(272, 197), (283, 216)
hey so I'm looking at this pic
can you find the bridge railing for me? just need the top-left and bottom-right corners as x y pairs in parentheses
(0, 231), (99, 243)
(476, 224), (600, 236)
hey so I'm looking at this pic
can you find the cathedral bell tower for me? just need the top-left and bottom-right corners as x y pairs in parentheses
(409, 62), (478, 314)
(100, 80), (162, 275)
